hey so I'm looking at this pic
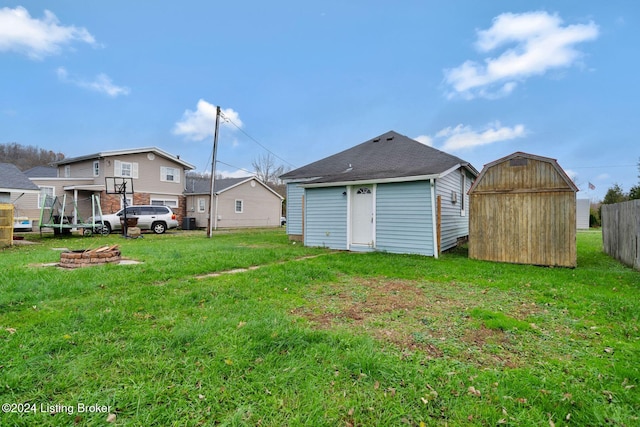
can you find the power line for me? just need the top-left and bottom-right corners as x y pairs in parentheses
(567, 164), (637, 169)
(219, 111), (297, 169)
(215, 160), (255, 177)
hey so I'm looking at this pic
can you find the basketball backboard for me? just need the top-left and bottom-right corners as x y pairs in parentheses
(105, 177), (134, 195)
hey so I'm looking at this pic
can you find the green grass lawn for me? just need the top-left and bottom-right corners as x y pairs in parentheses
(1, 229), (638, 426)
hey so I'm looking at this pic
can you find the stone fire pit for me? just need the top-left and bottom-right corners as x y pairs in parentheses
(59, 245), (121, 268)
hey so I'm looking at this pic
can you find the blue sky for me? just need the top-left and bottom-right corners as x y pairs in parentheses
(1, 1), (638, 201)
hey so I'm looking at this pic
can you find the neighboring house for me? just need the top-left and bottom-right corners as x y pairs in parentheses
(1, 163), (40, 203)
(468, 152), (578, 268)
(1, 163), (41, 245)
(280, 130), (479, 256)
(184, 176), (283, 229)
(11, 147), (194, 228)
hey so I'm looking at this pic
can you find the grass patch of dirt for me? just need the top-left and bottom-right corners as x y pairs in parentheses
(294, 276), (547, 368)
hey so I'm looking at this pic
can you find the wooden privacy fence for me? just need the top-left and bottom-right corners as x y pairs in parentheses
(601, 199), (640, 271)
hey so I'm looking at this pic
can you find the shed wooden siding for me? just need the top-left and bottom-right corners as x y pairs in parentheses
(286, 183), (304, 236)
(304, 186), (348, 249)
(470, 192), (576, 267)
(436, 169), (474, 251)
(376, 181), (434, 256)
(469, 154), (577, 267)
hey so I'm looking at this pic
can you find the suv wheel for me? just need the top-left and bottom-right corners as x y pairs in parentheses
(152, 222), (166, 234)
(100, 222), (111, 236)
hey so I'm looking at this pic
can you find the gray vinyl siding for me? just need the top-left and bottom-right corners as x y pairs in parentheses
(436, 168), (473, 251)
(376, 181), (434, 256)
(286, 183), (305, 235)
(304, 186), (347, 249)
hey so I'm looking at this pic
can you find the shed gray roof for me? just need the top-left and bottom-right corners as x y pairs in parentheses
(0, 163), (40, 192)
(280, 130), (477, 184)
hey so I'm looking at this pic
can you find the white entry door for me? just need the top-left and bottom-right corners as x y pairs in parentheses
(351, 186), (374, 245)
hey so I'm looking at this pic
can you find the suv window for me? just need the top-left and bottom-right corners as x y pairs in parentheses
(140, 206), (156, 215)
(153, 207), (170, 214)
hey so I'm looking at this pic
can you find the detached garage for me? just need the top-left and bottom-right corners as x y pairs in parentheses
(468, 152), (578, 268)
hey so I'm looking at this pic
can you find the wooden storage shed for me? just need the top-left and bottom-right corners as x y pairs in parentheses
(468, 152), (578, 267)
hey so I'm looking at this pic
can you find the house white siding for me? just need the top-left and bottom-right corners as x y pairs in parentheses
(304, 186), (348, 249)
(436, 168), (474, 251)
(576, 198), (590, 229)
(376, 181), (434, 256)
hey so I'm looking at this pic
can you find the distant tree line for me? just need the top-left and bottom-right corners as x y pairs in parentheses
(0, 142), (65, 170)
(602, 158), (640, 204)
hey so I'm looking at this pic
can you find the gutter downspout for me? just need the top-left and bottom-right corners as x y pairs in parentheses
(430, 178), (438, 259)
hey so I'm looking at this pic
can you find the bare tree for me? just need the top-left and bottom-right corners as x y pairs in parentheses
(252, 153), (289, 185)
(0, 142), (65, 170)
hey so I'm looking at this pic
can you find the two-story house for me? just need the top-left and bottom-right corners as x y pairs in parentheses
(12, 147), (194, 228)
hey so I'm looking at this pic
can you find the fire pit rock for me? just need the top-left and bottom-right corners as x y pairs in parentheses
(59, 245), (121, 268)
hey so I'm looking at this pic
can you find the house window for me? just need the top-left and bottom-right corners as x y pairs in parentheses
(161, 166), (180, 183)
(235, 199), (243, 213)
(198, 198), (206, 213)
(114, 160), (139, 178)
(121, 162), (132, 177)
(93, 161), (100, 177)
(151, 199), (178, 208)
(38, 187), (55, 209)
(64, 165), (71, 178)
(356, 187), (371, 194)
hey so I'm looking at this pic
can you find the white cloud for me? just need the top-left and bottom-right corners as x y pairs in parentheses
(436, 121), (527, 151)
(444, 11), (599, 99)
(217, 169), (253, 179)
(414, 135), (433, 146)
(0, 6), (96, 60)
(173, 99), (243, 141)
(565, 169), (578, 181)
(57, 67), (130, 97)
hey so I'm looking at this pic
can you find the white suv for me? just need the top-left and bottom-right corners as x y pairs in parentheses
(92, 205), (179, 235)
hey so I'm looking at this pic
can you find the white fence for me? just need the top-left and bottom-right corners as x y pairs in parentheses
(601, 199), (640, 271)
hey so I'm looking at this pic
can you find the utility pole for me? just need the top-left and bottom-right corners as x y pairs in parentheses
(207, 105), (221, 238)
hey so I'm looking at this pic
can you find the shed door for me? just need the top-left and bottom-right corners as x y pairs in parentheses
(351, 186), (373, 245)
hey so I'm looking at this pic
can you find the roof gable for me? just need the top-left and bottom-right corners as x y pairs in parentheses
(0, 163), (40, 192)
(184, 176), (283, 199)
(469, 152), (579, 194)
(280, 130), (477, 184)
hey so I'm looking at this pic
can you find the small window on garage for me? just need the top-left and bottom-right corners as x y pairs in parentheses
(197, 198), (206, 213)
(235, 199), (243, 213)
